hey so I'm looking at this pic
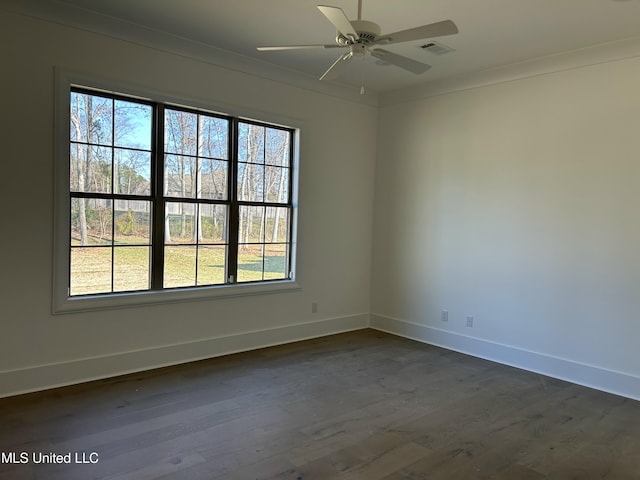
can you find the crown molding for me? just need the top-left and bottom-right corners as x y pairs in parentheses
(380, 35), (640, 107)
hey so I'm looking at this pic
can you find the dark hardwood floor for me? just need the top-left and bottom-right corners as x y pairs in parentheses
(1, 329), (639, 479)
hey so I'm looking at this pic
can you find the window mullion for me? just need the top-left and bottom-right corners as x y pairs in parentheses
(227, 118), (239, 283)
(151, 103), (165, 290)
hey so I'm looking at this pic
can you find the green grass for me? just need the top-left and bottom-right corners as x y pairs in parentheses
(70, 240), (288, 295)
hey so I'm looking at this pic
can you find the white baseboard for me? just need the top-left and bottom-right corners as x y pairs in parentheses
(370, 314), (640, 401)
(5, 312), (638, 401)
(0, 314), (369, 398)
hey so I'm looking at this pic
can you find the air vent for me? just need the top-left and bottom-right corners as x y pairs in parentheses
(358, 32), (378, 43)
(419, 41), (455, 55)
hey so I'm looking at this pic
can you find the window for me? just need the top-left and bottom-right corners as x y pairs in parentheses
(57, 83), (297, 310)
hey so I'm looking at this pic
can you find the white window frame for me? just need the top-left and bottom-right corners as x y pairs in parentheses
(53, 69), (300, 314)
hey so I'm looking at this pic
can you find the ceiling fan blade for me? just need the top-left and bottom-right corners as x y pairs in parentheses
(371, 49), (431, 74)
(317, 5), (359, 40)
(374, 20), (458, 45)
(257, 44), (342, 51)
(319, 52), (353, 80)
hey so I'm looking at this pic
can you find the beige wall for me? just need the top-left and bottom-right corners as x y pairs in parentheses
(372, 53), (640, 398)
(0, 10), (377, 396)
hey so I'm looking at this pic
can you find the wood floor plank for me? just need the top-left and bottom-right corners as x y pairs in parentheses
(1, 329), (639, 479)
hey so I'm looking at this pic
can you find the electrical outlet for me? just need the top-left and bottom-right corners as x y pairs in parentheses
(311, 302), (318, 313)
(466, 316), (474, 327)
(441, 310), (449, 322)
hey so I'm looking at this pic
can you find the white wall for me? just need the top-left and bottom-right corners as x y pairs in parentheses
(371, 52), (640, 399)
(0, 10), (377, 397)
(3, 7), (639, 401)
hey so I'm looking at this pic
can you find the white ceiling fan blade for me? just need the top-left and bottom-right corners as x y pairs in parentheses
(318, 5), (359, 40)
(371, 49), (431, 74)
(374, 20), (458, 45)
(257, 44), (342, 51)
(319, 52), (353, 80)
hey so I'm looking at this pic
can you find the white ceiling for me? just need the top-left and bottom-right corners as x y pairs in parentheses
(6, 0), (640, 94)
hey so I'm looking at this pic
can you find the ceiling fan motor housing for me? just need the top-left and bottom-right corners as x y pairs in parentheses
(336, 19), (381, 45)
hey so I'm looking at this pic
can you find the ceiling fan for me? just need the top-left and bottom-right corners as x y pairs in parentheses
(257, 0), (458, 84)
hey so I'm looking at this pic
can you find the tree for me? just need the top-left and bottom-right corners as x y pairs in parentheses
(165, 109), (197, 241)
(70, 93), (110, 245)
(70, 92), (152, 246)
(269, 132), (290, 242)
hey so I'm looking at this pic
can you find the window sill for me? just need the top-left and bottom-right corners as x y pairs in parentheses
(52, 280), (301, 314)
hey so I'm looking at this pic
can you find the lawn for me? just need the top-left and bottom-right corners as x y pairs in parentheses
(70, 241), (287, 296)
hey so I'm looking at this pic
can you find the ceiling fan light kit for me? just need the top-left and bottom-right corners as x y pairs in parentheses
(257, 0), (458, 89)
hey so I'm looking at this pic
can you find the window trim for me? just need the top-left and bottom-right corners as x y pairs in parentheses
(53, 68), (300, 314)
